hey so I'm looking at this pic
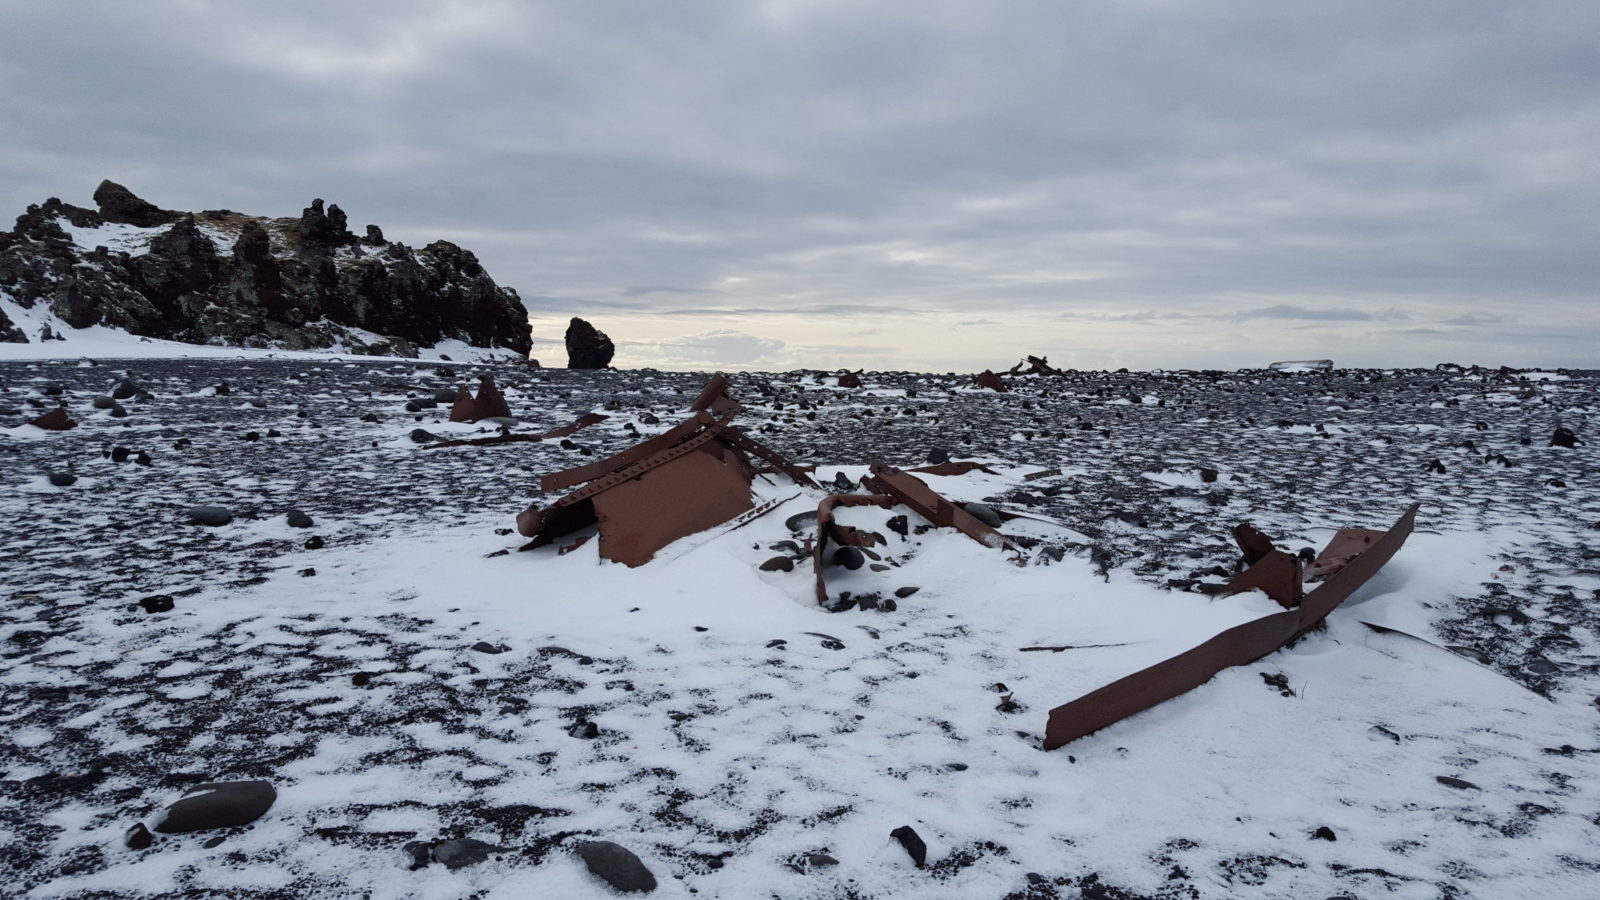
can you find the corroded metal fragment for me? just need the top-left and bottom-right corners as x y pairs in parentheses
(1042, 503), (1418, 750)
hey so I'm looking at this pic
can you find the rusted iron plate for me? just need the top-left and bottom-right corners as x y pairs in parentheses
(29, 408), (76, 430)
(592, 447), (756, 567)
(812, 494), (896, 605)
(449, 375), (512, 423)
(862, 464), (1013, 551)
(1231, 523), (1278, 567)
(910, 461), (999, 477)
(541, 412), (718, 493)
(974, 370), (1008, 392)
(1008, 355), (1064, 376)
(542, 412), (610, 440)
(1305, 528), (1387, 582)
(1217, 549), (1302, 609)
(1042, 503), (1418, 751)
(835, 372), (862, 388)
(1021, 468), (1061, 482)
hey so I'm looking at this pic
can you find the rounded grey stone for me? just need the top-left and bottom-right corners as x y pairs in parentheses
(154, 780), (276, 833)
(188, 505), (233, 526)
(576, 841), (657, 893)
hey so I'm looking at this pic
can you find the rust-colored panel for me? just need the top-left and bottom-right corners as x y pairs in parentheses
(29, 408), (76, 430)
(1041, 503), (1419, 751)
(975, 370), (1009, 392)
(592, 448), (755, 567)
(1231, 522), (1278, 566)
(449, 375), (512, 423)
(541, 412), (718, 493)
(862, 464), (1013, 550)
(1217, 549), (1302, 609)
(836, 372), (862, 388)
(1305, 528), (1386, 582)
(542, 412), (609, 440)
(1022, 468), (1061, 482)
(720, 426), (819, 488)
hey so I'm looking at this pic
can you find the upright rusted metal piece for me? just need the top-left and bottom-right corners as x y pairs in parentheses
(688, 373), (742, 417)
(1008, 356), (1064, 376)
(449, 374), (512, 423)
(835, 371), (862, 388)
(975, 370), (1008, 392)
(862, 465), (1014, 551)
(29, 408), (76, 430)
(516, 376), (813, 566)
(811, 494), (896, 605)
(1041, 503), (1419, 750)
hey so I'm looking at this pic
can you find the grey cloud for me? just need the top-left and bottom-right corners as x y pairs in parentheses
(1, 1), (1594, 368)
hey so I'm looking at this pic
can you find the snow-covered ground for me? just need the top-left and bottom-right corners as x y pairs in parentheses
(0, 294), (525, 365)
(1, 359), (1596, 898)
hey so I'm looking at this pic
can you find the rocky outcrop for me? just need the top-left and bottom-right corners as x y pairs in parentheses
(565, 317), (615, 369)
(0, 182), (532, 357)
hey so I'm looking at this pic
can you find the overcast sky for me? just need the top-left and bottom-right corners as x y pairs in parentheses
(3, 1), (1596, 370)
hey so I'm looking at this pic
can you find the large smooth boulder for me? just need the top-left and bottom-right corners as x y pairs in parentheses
(154, 780), (276, 833)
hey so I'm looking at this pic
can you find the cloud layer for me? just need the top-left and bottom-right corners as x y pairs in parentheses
(3, 1), (1595, 369)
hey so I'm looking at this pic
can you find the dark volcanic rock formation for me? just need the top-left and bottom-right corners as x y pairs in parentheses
(565, 316), (615, 369)
(0, 181), (532, 356)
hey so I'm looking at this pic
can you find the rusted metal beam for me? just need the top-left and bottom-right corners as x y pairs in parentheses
(423, 413), (610, 450)
(1041, 503), (1418, 750)
(910, 461), (999, 477)
(540, 412), (718, 493)
(861, 464), (1014, 551)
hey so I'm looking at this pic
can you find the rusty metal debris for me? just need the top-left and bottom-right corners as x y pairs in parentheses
(1007, 355), (1064, 376)
(834, 371), (862, 388)
(424, 412), (609, 450)
(516, 380), (815, 567)
(449, 375), (511, 423)
(910, 460), (998, 477)
(29, 408), (77, 430)
(810, 464), (1018, 606)
(974, 370), (1009, 392)
(1041, 503), (1419, 750)
(688, 372), (742, 417)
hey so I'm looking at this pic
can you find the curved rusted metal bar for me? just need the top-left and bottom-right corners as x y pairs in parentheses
(1041, 503), (1418, 750)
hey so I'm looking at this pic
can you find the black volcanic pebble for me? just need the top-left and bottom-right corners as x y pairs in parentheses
(471, 641), (507, 654)
(48, 473), (77, 487)
(760, 556), (795, 572)
(286, 509), (314, 528)
(153, 780), (276, 833)
(432, 388), (458, 404)
(92, 396), (117, 409)
(894, 586), (920, 598)
(110, 380), (139, 400)
(138, 595), (175, 614)
(1436, 775), (1480, 790)
(135, 450), (151, 465)
(409, 428), (436, 443)
(110, 447), (132, 463)
(109, 403), (128, 418)
(889, 825), (928, 867)
(125, 823), (152, 850)
(188, 506), (233, 526)
(1311, 826), (1337, 841)
(832, 546), (865, 570)
(1550, 427), (1580, 448)
(304, 535), (325, 550)
(926, 448), (950, 464)
(575, 841), (657, 893)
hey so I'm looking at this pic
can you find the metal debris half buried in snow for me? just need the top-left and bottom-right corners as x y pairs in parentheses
(1040, 502), (1419, 750)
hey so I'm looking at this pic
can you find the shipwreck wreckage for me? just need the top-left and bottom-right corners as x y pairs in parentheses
(427, 372), (1421, 750)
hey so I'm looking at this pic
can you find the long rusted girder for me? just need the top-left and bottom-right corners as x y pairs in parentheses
(688, 372), (742, 416)
(1040, 503), (1418, 750)
(974, 370), (1008, 392)
(540, 411), (719, 493)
